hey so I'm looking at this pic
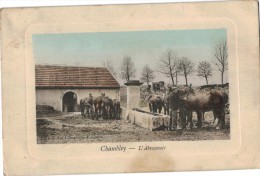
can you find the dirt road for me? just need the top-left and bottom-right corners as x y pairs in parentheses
(37, 112), (230, 144)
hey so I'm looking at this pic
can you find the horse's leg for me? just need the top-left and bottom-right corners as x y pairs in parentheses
(168, 109), (172, 130)
(214, 109), (220, 127)
(86, 107), (89, 118)
(172, 110), (178, 130)
(97, 108), (99, 120)
(94, 107), (96, 120)
(179, 108), (185, 129)
(149, 103), (152, 112)
(97, 107), (101, 120)
(80, 106), (84, 117)
(159, 106), (162, 114)
(153, 104), (157, 113)
(216, 108), (225, 129)
(106, 107), (110, 119)
(186, 110), (193, 129)
(83, 107), (86, 118)
(212, 110), (216, 125)
(103, 107), (106, 120)
(91, 106), (94, 120)
(89, 107), (92, 119)
(202, 112), (205, 121)
(114, 108), (116, 120)
(107, 107), (110, 119)
(118, 109), (120, 120)
(196, 111), (202, 128)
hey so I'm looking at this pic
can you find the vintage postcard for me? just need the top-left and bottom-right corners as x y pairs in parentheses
(2, 1), (260, 175)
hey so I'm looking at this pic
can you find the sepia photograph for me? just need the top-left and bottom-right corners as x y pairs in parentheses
(2, 1), (259, 175)
(34, 29), (230, 144)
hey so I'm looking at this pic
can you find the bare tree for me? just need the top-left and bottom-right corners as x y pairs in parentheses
(120, 56), (136, 82)
(197, 61), (213, 85)
(103, 59), (117, 78)
(174, 58), (182, 86)
(213, 39), (228, 85)
(178, 57), (195, 86)
(140, 65), (155, 85)
(159, 49), (179, 85)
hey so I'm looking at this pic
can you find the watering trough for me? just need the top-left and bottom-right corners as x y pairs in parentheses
(123, 80), (171, 131)
(127, 108), (170, 131)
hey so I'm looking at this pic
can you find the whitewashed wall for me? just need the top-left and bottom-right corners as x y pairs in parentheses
(36, 88), (120, 111)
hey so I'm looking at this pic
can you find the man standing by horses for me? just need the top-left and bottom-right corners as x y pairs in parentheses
(89, 93), (93, 100)
(167, 86), (180, 131)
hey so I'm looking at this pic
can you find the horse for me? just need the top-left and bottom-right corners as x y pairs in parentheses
(93, 96), (104, 120)
(178, 88), (228, 129)
(101, 96), (114, 119)
(146, 94), (164, 114)
(113, 99), (121, 120)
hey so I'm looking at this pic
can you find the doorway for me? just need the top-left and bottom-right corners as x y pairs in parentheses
(62, 91), (77, 112)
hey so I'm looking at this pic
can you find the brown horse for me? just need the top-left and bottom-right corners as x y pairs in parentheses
(93, 96), (104, 120)
(101, 96), (114, 119)
(146, 94), (164, 114)
(178, 88), (228, 129)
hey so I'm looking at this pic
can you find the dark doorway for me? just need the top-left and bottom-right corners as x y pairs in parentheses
(62, 92), (77, 112)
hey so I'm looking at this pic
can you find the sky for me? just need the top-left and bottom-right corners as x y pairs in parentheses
(32, 28), (228, 86)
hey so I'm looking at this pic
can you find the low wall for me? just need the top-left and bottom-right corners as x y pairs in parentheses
(127, 109), (170, 131)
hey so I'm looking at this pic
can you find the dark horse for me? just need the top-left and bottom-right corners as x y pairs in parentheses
(93, 95), (114, 120)
(146, 94), (164, 114)
(93, 96), (103, 120)
(102, 96), (114, 119)
(113, 99), (121, 120)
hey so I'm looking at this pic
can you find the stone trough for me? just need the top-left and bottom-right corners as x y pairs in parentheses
(123, 80), (170, 131)
(128, 108), (170, 131)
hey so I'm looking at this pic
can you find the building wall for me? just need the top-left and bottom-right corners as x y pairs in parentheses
(36, 88), (120, 111)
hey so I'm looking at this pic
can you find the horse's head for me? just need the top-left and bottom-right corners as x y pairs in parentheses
(177, 87), (192, 103)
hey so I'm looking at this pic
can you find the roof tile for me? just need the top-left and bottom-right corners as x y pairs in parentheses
(35, 65), (120, 88)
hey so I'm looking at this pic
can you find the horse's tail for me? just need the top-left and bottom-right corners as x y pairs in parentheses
(222, 92), (229, 105)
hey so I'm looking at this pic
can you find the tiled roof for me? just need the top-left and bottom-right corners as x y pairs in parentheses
(35, 65), (120, 89)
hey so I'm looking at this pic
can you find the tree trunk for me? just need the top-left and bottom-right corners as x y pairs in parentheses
(185, 75), (188, 86)
(205, 76), (208, 85)
(170, 74), (175, 85)
(221, 71), (224, 85)
(175, 72), (178, 86)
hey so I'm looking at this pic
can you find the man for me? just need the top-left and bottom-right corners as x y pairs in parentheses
(168, 86), (179, 130)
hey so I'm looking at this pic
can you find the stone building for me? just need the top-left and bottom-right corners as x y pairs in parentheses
(35, 65), (120, 112)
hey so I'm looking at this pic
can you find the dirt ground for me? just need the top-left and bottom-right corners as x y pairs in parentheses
(37, 111), (230, 144)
